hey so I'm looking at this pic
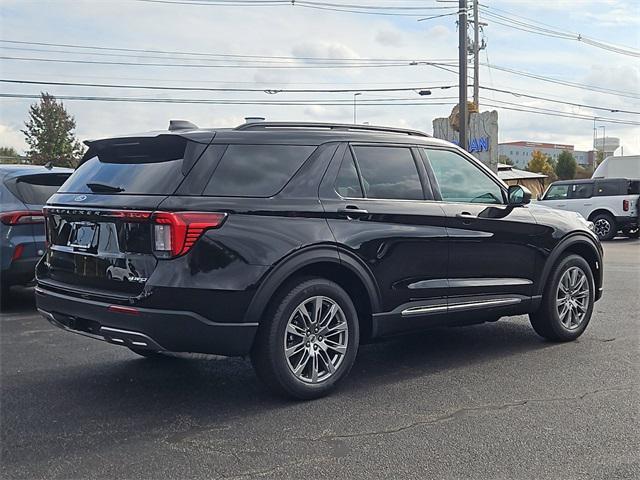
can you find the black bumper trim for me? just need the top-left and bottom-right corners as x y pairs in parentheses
(36, 286), (258, 356)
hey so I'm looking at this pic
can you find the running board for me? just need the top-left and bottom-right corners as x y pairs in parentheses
(401, 298), (522, 317)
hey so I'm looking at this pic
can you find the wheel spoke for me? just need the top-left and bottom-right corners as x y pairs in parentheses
(297, 305), (313, 329)
(286, 322), (306, 338)
(318, 303), (338, 329)
(311, 352), (319, 383)
(317, 348), (335, 374)
(285, 341), (306, 358)
(313, 297), (323, 325)
(293, 349), (311, 375)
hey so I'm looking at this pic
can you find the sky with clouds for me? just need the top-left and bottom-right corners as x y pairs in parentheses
(1, 0), (638, 155)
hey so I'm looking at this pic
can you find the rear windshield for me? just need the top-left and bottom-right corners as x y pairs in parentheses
(203, 144), (316, 197)
(60, 136), (188, 195)
(11, 173), (71, 205)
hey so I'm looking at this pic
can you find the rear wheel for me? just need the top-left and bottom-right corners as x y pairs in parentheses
(592, 212), (617, 241)
(530, 254), (594, 342)
(251, 277), (360, 399)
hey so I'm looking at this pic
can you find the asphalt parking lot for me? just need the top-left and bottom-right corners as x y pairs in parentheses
(1, 239), (638, 480)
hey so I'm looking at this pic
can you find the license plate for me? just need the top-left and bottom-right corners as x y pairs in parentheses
(68, 222), (98, 248)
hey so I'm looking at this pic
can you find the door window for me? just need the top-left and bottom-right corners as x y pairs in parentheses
(335, 149), (363, 198)
(544, 184), (569, 200)
(569, 183), (593, 199)
(424, 149), (504, 204)
(352, 146), (423, 200)
(594, 181), (621, 197)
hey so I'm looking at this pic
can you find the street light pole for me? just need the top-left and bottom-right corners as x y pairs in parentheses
(353, 93), (361, 124)
(458, 0), (468, 151)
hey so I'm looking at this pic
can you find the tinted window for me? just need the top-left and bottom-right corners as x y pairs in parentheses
(570, 183), (593, 199)
(628, 180), (640, 195)
(544, 184), (569, 200)
(335, 150), (363, 198)
(204, 144), (316, 197)
(352, 146), (423, 200)
(595, 181), (621, 196)
(425, 149), (503, 204)
(60, 156), (184, 195)
(13, 173), (71, 204)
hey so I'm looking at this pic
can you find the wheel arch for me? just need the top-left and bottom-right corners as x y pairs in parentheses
(243, 245), (381, 341)
(535, 233), (603, 301)
(587, 208), (615, 222)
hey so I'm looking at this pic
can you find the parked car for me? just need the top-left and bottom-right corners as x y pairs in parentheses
(1, 165), (73, 299)
(538, 178), (640, 240)
(36, 121), (603, 399)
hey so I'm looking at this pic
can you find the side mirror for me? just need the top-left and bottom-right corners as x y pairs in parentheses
(508, 185), (531, 206)
(536, 193), (541, 201)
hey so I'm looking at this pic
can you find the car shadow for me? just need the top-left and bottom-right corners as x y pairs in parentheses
(0, 285), (36, 312)
(2, 317), (555, 466)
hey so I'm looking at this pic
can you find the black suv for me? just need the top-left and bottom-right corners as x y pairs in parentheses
(36, 121), (603, 399)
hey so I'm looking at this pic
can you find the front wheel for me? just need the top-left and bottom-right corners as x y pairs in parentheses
(530, 254), (595, 342)
(251, 278), (360, 400)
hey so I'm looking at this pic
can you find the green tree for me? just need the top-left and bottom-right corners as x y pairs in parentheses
(22, 92), (83, 167)
(527, 150), (557, 181)
(555, 150), (577, 180)
(498, 154), (513, 166)
(0, 146), (21, 164)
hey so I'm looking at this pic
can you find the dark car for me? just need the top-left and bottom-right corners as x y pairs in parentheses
(1, 165), (73, 299)
(36, 121), (603, 399)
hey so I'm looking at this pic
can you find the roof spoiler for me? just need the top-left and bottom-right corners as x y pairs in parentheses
(168, 120), (198, 131)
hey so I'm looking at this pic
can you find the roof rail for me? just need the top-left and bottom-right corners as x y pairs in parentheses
(234, 121), (431, 138)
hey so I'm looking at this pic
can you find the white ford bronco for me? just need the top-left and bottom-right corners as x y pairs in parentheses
(538, 178), (640, 240)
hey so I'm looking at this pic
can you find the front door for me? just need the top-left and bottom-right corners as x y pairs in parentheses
(421, 147), (541, 314)
(319, 143), (449, 335)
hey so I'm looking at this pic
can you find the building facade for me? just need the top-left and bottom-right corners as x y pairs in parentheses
(498, 141), (594, 169)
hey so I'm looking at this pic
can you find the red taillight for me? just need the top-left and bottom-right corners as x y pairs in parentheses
(12, 244), (25, 261)
(151, 211), (227, 258)
(106, 210), (152, 221)
(623, 199), (630, 211)
(0, 210), (45, 225)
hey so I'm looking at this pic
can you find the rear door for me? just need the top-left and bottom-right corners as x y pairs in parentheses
(319, 143), (448, 334)
(38, 135), (208, 297)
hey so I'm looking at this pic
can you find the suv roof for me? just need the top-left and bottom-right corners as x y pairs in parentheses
(552, 177), (637, 185)
(85, 120), (450, 149)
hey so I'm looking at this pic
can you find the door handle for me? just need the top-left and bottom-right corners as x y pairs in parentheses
(455, 212), (476, 219)
(338, 205), (369, 218)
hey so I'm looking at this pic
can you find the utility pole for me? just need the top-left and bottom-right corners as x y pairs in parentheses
(472, 0), (480, 108)
(353, 92), (361, 124)
(458, 0), (468, 151)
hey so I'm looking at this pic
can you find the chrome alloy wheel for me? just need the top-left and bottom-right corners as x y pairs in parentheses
(594, 218), (611, 239)
(284, 296), (349, 384)
(556, 266), (590, 330)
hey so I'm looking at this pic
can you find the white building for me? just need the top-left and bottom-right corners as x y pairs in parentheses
(498, 141), (594, 169)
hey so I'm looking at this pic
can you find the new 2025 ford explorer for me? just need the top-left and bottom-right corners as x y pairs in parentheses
(36, 121), (603, 399)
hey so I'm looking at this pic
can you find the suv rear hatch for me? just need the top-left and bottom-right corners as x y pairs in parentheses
(38, 134), (211, 298)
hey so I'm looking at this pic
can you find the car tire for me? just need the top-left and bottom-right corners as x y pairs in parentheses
(592, 212), (617, 241)
(251, 277), (360, 400)
(128, 347), (171, 359)
(530, 254), (595, 342)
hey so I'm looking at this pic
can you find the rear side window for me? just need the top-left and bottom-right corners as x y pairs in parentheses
(352, 146), (423, 200)
(11, 173), (71, 205)
(595, 181), (621, 196)
(60, 136), (189, 195)
(203, 144), (316, 197)
(335, 149), (363, 198)
(628, 180), (640, 195)
(570, 183), (593, 199)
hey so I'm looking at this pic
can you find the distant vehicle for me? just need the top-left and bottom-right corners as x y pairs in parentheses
(1, 165), (73, 299)
(593, 155), (640, 179)
(539, 178), (640, 240)
(36, 121), (602, 399)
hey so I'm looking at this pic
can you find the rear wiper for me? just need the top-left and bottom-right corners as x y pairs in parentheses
(86, 182), (125, 193)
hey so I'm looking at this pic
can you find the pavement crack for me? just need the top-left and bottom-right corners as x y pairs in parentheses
(297, 385), (634, 442)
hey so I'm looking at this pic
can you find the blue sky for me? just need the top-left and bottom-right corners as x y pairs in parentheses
(1, 0), (638, 154)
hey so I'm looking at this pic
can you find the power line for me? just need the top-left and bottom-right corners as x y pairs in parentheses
(0, 78), (457, 94)
(479, 5), (640, 58)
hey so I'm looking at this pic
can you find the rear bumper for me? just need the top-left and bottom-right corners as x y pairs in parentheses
(35, 286), (258, 356)
(1, 257), (38, 287)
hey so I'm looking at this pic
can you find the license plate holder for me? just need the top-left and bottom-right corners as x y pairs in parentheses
(68, 222), (98, 249)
